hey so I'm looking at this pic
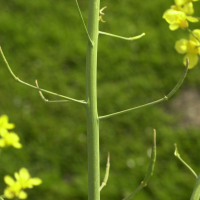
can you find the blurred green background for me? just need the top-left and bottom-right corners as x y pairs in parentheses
(0, 0), (200, 200)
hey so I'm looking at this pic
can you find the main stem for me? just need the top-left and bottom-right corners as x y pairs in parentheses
(86, 0), (100, 200)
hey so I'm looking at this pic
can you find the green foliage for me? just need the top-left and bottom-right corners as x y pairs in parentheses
(0, 0), (200, 200)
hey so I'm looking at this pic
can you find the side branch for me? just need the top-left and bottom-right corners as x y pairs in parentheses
(0, 47), (86, 105)
(174, 144), (197, 178)
(75, 0), (93, 46)
(123, 129), (156, 200)
(99, 58), (189, 121)
(99, 31), (145, 41)
(35, 80), (85, 103)
(100, 152), (110, 191)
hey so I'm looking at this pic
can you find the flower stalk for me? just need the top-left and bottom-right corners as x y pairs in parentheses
(85, 0), (100, 199)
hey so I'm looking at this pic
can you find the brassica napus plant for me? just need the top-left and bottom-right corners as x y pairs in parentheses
(175, 29), (200, 68)
(0, 0), (191, 200)
(163, 1), (200, 200)
(0, 115), (42, 199)
(163, 9), (198, 30)
(0, 130), (22, 149)
(171, 0), (198, 15)
(3, 168), (42, 199)
(0, 115), (22, 148)
(0, 115), (15, 134)
(163, 0), (200, 68)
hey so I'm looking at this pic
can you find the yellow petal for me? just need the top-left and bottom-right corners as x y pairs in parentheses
(163, 9), (177, 23)
(186, 16), (199, 22)
(14, 172), (20, 180)
(0, 115), (15, 130)
(17, 190), (27, 199)
(175, 39), (189, 53)
(0, 115), (8, 125)
(0, 139), (6, 147)
(182, 2), (194, 15)
(0, 129), (9, 137)
(4, 188), (15, 199)
(190, 29), (200, 42)
(169, 24), (179, 30)
(183, 53), (199, 68)
(187, 40), (200, 54)
(13, 142), (22, 148)
(4, 176), (15, 186)
(178, 18), (189, 30)
(175, 0), (185, 6)
(19, 168), (30, 180)
(29, 178), (42, 186)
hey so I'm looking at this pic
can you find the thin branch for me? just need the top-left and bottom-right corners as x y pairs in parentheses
(190, 174), (200, 200)
(165, 58), (188, 99)
(75, 0), (93, 46)
(174, 143), (197, 178)
(99, 31), (145, 41)
(99, 58), (189, 121)
(123, 129), (156, 200)
(35, 80), (49, 102)
(35, 80), (80, 103)
(100, 152), (110, 191)
(0, 47), (87, 105)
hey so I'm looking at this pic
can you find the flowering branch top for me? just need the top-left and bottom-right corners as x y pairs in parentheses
(163, 0), (200, 68)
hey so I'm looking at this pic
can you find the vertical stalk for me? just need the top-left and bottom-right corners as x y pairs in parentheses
(86, 0), (100, 200)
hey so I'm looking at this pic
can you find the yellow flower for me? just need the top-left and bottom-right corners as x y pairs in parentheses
(0, 115), (15, 135)
(171, 2), (194, 15)
(4, 168), (42, 199)
(4, 176), (27, 199)
(175, 29), (200, 68)
(0, 130), (22, 148)
(175, 0), (198, 6)
(172, 0), (199, 15)
(14, 168), (42, 189)
(163, 9), (198, 30)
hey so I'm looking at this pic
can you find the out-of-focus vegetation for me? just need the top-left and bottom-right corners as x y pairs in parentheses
(0, 0), (200, 200)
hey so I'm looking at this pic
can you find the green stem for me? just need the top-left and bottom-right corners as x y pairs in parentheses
(190, 174), (200, 200)
(99, 31), (145, 41)
(75, 0), (93, 46)
(99, 58), (188, 120)
(0, 47), (86, 105)
(85, 0), (100, 199)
